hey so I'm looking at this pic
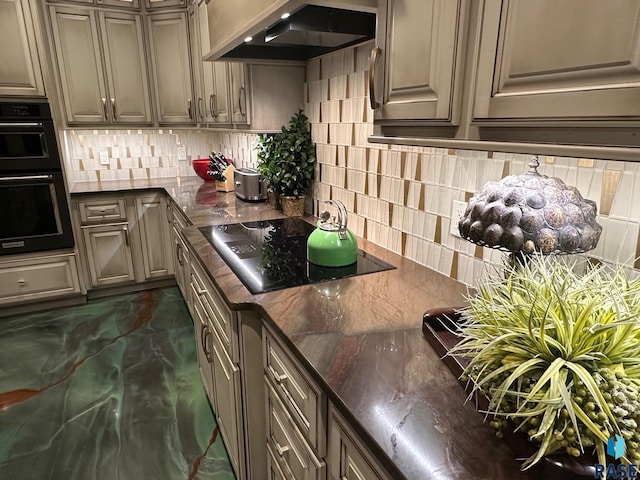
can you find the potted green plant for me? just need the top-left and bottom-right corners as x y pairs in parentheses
(452, 255), (640, 471)
(256, 133), (281, 209)
(271, 110), (316, 217)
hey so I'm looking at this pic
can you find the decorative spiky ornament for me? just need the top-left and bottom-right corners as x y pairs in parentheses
(458, 157), (602, 255)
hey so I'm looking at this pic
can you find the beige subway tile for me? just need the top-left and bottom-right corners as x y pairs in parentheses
(307, 58), (321, 82)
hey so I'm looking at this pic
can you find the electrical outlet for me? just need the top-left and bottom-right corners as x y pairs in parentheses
(449, 200), (467, 237)
(177, 146), (187, 161)
(99, 151), (109, 165)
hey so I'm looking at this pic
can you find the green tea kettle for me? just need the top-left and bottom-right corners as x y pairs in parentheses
(307, 200), (358, 267)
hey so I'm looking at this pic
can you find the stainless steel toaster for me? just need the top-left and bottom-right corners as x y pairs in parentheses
(234, 168), (268, 201)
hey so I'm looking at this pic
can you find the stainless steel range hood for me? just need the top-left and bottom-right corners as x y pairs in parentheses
(212, 4), (377, 62)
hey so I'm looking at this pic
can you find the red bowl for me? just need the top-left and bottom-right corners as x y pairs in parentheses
(192, 158), (215, 182)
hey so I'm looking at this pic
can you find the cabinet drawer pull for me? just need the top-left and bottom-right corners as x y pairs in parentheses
(101, 97), (108, 120)
(17, 279), (26, 286)
(195, 285), (206, 296)
(187, 98), (193, 119)
(111, 98), (117, 121)
(198, 97), (204, 122)
(271, 368), (288, 384)
(274, 441), (290, 456)
(201, 324), (212, 363)
(369, 46), (381, 110)
(176, 243), (183, 266)
(166, 203), (172, 224)
(123, 225), (130, 247)
(239, 86), (246, 116)
(210, 94), (217, 118)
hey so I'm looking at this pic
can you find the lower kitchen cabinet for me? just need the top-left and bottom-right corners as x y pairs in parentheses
(267, 443), (289, 480)
(191, 276), (216, 407)
(73, 191), (173, 290)
(135, 194), (173, 279)
(81, 222), (135, 286)
(185, 253), (266, 480)
(211, 322), (243, 475)
(327, 405), (391, 480)
(265, 380), (326, 480)
(167, 199), (191, 304)
(0, 252), (81, 306)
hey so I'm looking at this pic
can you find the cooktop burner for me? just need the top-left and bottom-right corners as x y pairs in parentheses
(198, 218), (395, 294)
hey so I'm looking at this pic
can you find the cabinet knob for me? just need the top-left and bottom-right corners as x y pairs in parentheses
(17, 279), (26, 286)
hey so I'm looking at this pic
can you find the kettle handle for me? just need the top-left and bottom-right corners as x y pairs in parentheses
(324, 199), (348, 230)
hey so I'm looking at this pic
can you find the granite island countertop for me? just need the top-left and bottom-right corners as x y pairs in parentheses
(70, 177), (541, 480)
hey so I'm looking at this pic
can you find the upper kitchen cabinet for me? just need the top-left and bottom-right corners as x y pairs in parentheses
(49, 0), (141, 8)
(370, 0), (640, 158)
(472, 0), (640, 144)
(191, 0), (232, 125)
(196, 0), (232, 125)
(228, 63), (249, 125)
(372, 0), (467, 127)
(144, 0), (186, 9)
(0, 0), (45, 97)
(147, 11), (195, 125)
(97, 0), (140, 8)
(48, 6), (152, 124)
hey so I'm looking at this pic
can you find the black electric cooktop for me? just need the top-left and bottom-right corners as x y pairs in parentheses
(198, 218), (395, 294)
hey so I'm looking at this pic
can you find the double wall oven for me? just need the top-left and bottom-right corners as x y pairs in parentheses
(0, 100), (74, 255)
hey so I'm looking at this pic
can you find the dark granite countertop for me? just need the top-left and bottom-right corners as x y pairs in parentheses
(70, 177), (540, 480)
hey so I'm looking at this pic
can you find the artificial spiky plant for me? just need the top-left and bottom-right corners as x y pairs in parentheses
(452, 255), (640, 470)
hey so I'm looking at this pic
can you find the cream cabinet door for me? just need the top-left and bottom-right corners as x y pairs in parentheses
(49, 6), (151, 125)
(229, 62), (249, 125)
(147, 11), (195, 125)
(197, 0), (232, 125)
(0, 0), (45, 97)
(210, 325), (242, 478)
(135, 194), (173, 280)
(49, 6), (108, 124)
(191, 280), (216, 408)
(81, 223), (135, 287)
(99, 11), (152, 124)
(212, 62), (233, 125)
(188, 3), (205, 124)
(373, 0), (466, 125)
(473, 0), (640, 123)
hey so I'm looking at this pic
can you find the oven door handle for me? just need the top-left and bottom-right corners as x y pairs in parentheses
(0, 174), (53, 185)
(0, 122), (43, 128)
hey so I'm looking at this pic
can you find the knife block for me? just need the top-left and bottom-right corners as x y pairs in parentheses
(216, 164), (235, 192)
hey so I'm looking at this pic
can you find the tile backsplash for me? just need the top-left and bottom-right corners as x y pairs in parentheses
(62, 41), (640, 288)
(304, 42), (640, 287)
(62, 129), (260, 184)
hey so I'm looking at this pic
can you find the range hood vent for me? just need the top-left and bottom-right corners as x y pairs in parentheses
(222, 5), (376, 61)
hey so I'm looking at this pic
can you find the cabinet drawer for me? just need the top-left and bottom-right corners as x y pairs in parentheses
(0, 254), (81, 305)
(328, 406), (389, 480)
(190, 259), (236, 361)
(266, 380), (326, 480)
(78, 198), (127, 223)
(267, 443), (289, 480)
(264, 327), (325, 456)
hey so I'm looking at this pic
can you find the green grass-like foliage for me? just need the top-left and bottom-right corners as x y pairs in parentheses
(452, 255), (640, 470)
